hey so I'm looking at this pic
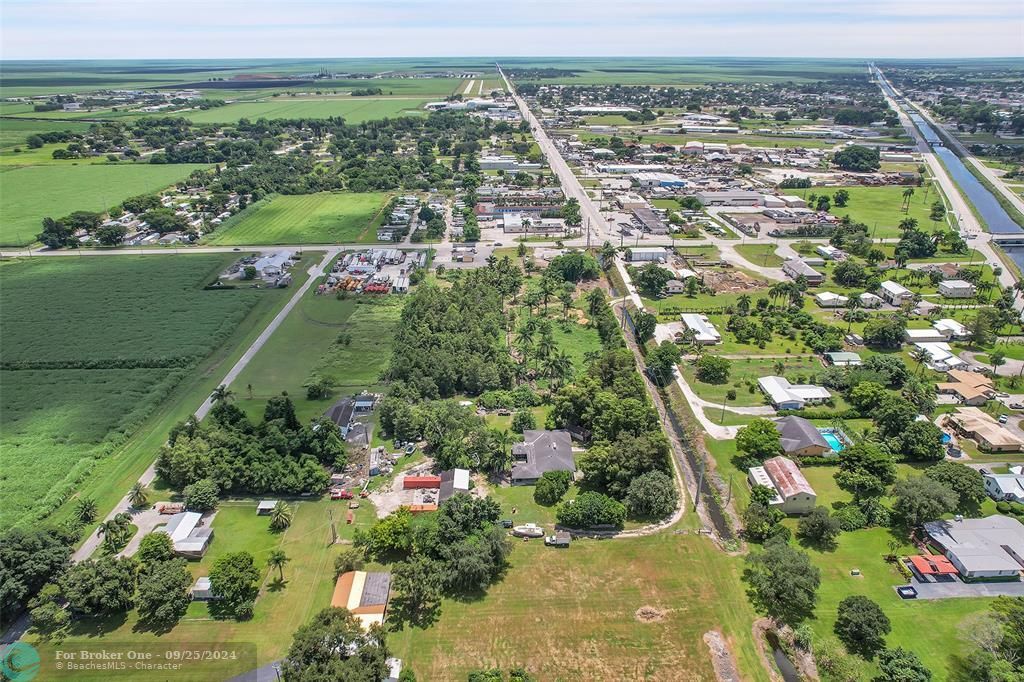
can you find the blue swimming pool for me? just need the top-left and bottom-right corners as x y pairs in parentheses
(822, 432), (845, 452)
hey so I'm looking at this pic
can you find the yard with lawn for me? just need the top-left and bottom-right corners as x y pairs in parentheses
(207, 192), (391, 245)
(735, 243), (785, 268)
(0, 163), (209, 246)
(28, 497), (379, 680)
(680, 356), (825, 408)
(389, 533), (770, 681)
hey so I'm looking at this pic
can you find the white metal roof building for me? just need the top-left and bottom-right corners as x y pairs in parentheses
(758, 376), (831, 410)
(934, 318), (969, 340)
(814, 292), (849, 308)
(879, 280), (913, 304)
(939, 279), (977, 298)
(680, 314), (722, 345)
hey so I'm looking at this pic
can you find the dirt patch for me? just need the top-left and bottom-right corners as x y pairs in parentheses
(635, 605), (667, 623)
(702, 268), (766, 294)
(703, 630), (742, 682)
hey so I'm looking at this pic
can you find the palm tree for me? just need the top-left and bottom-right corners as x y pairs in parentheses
(844, 296), (861, 332)
(898, 217), (918, 233)
(521, 217), (532, 235)
(736, 294), (752, 316)
(901, 187), (915, 212)
(536, 333), (556, 363)
(210, 385), (234, 403)
(493, 429), (513, 473)
(910, 346), (930, 375)
(75, 497), (98, 523)
(773, 360), (786, 376)
(128, 482), (148, 509)
(539, 275), (556, 313)
(269, 501), (293, 531)
(267, 549), (290, 581)
(599, 241), (617, 269)
(546, 350), (574, 388)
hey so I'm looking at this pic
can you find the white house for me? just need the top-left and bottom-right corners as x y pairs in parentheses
(859, 292), (884, 308)
(815, 244), (845, 260)
(748, 456), (817, 515)
(985, 474), (1024, 503)
(814, 292), (849, 308)
(933, 318), (970, 340)
(924, 516), (1024, 580)
(758, 376), (831, 410)
(254, 250), (293, 279)
(879, 280), (913, 305)
(625, 247), (668, 263)
(680, 313), (722, 345)
(913, 342), (968, 372)
(905, 328), (949, 344)
(939, 279), (977, 298)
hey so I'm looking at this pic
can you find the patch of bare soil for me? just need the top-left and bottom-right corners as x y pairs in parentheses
(635, 605), (667, 623)
(703, 269), (765, 294)
(703, 630), (742, 682)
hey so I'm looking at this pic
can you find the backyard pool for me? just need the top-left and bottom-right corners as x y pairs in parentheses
(822, 431), (846, 452)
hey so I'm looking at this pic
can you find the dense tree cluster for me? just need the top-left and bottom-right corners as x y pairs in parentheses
(155, 398), (339, 497)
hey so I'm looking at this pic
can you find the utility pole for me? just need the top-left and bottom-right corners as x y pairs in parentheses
(327, 508), (337, 545)
(695, 458), (705, 511)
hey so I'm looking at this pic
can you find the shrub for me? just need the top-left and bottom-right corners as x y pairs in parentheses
(624, 470), (678, 520)
(556, 491), (626, 529)
(832, 505), (867, 532)
(534, 471), (572, 506)
(997, 501), (1012, 514)
(511, 410), (536, 434)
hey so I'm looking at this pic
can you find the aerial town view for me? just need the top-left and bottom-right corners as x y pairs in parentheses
(1, 2), (1023, 681)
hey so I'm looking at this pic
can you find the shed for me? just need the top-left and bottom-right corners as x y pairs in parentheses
(190, 577), (216, 601)
(256, 500), (278, 515)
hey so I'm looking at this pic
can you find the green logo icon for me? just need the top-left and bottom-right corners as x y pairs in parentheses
(0, 643), (40, 682)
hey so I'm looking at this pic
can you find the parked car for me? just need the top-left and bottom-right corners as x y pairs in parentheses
(999, 414), (1009, 424)
(1010, 403), (1024, 410)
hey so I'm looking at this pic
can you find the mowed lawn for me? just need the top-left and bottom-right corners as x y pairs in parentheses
(208, 192), (390, 245)
(233, 291), (402, 422)
(0, 163), (208, 246)
(29, 498), (380, 680)
(389, 533), (770, 682)
(788, 185), (948, 239)
(0, 255), (272, 528)
(185, 97), (432, 124)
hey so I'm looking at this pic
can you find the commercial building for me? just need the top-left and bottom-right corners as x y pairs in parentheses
(782, 259), (824, 285)
(939, 279), (978, 298)
(879, 280), (913, 305)
(253, 250), (293, 279)
(632, 172), (687, 188)
(597, 163), (665, 174)
(815, 244), (845, 260)
(695, 190), (763, 207)
(747, 456), (817, 515)
(945, 407), (1024, 452)
(923, 516), (1024, 580)
(625, 247), (668, 263)
(758, 376), (831, 410)
(774, 416), (831, 458)
(632, 207), (669, 234)
(511, 430), (575, 485)
(479, 155), (541, 172)
(680, 314), (722, 345)
(616, 192), (648, 210)
(331, 571), (392, 629)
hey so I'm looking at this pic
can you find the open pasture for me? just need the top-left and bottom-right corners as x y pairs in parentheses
(184, 96), (433, 124)
(0, 162), (207, 246)
(0, 117), (93, 149)
(389, 533), (769, 681)
(207, 191), (389, 245)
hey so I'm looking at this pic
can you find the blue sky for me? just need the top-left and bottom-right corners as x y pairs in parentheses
(2, 0), (1022, 60)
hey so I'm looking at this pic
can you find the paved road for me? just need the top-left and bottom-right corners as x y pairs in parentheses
(874, 68), (1017, 294)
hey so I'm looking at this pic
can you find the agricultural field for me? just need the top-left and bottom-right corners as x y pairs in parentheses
(183, 96), (434, 124)
(0, 162), (208, 246)
(0, 118), (93, 149)
(207, 192), (390, 245)
(389, 533), (769, 681)
(0, 255), (274, 528)
(233, 291), (403, 423)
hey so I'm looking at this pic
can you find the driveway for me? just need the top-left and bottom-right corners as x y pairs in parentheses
(905, 576), (1024, 600)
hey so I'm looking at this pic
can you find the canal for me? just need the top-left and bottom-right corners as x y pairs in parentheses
(876, 69), (1023, 236)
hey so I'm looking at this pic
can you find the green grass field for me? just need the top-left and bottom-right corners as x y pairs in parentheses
(0, 163), (208, 246)
(233, 292), (403, 423)
(735, 243), (784, 267)
(680, 356), (824, 407)
(0, 118), (93, 149)
(184, 97), (432, 124)
(0, 255), (276, 528)
(789, 185), (949, 239)
(389, 533), (769, 681)
(207, 192), (390, 245)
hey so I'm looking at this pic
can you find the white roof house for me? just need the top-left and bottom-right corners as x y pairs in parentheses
(159, 511), (214, 557)
(814, 292), (849, 308)
(934, 318), (969, 340)
(913, 342), (967, 372)
(985, 474), (1024, 503)
(905, 328), (949, 343)
(680, 314), (722, 345)
(815, 244), (845, 260)
(939, 279), (977, 298)
(859, 292), (883, 308)
(625, 247), (668, 262)
(879, 280), (913, 304)
(254, 250), (293, 278)
(758, 376), (831, 410)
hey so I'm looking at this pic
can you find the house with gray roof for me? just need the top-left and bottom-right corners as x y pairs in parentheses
(774, 416), (831, 458)
(924, 515), (1024, 580)
(985, 474), (1024, 503)
(511, 430), (575, 485)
